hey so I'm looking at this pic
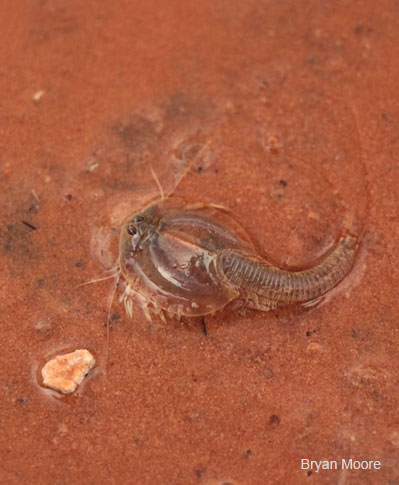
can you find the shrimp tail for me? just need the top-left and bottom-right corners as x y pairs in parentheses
(218, 234), (358, 307)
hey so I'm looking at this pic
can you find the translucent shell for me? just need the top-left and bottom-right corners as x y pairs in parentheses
(118, 198), (256, 316)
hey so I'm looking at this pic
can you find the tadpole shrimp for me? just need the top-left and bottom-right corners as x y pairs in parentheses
(117, 197), (358, 321)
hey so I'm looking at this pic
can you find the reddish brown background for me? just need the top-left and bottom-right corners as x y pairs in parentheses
(1, 1), (399, 484)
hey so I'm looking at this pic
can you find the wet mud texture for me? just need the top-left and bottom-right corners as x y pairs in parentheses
(1, 1), (399, 484)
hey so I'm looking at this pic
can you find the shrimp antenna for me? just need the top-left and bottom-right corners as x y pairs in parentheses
(74, 268), (121, 372)
(346, 98), (369, 241)
(166, 134), (216, 198)
(75, 272), (119, 289)
(150, 164), (165, 200)
(149, 128), (219, 201)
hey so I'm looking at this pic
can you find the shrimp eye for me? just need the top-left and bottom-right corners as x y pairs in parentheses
(135, 216), (144, 223)
(127, 224), (137, 235)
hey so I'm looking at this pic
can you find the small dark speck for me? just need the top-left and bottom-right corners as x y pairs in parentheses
(194, 467), (206, 479)
(307, 470), (312, 476)
(381, 113), (390, 122)
(279, 179), (288, 187)
(354, 24), (372, 35)
(245, 449), (253, 458)
(75, 260), (85, 268)
(197, 166), (204, 173)
(307, 55), (320, 66)
(22, 220), (37, 231)
(351, 329), (359, 338)
(269, 414), (280, 426)
(16, 397), (28, 405)
(306, 331), (311, 337)
(214, 168), (219, 174)
(371, 390), (381, 401)
(354, 24), (365, 34)
(201, 317), (207, 336)
(65, 193), (73, 201)
(36, 279), (46, 288)
(110, 313), (120, 322)
(131, 435), (142, 446)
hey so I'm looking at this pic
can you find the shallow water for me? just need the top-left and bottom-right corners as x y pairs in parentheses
(1, 1), (399, 484)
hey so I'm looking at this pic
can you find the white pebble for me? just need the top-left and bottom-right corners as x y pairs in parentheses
(41, 349), (95, 394)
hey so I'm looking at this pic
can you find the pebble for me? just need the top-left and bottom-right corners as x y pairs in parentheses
(41, 349), (95, 394)
(32, 90), (45, 102)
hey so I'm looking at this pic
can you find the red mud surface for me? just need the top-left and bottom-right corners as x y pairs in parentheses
(1, 1), (399, 484)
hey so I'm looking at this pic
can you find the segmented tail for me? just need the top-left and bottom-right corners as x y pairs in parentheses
(219, 235), (358, 303)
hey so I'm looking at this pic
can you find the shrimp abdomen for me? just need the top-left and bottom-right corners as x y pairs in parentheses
(218, 235), (358, 305)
